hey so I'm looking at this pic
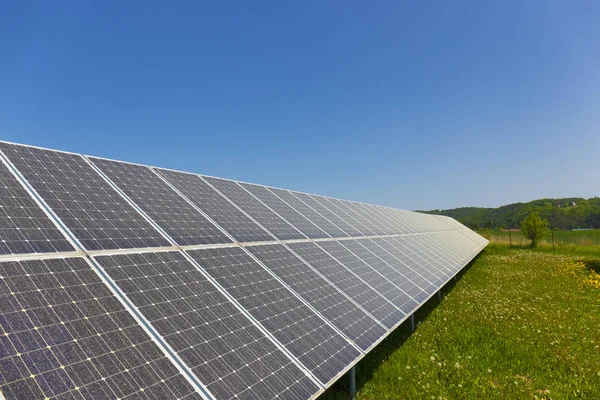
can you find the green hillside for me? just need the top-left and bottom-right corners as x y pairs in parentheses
(421, 197), (600, 230)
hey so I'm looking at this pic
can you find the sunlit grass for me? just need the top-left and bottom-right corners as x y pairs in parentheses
(320, 243), (600, 399)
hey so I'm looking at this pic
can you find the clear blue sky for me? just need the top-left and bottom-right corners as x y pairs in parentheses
(2, 1), (599, 210)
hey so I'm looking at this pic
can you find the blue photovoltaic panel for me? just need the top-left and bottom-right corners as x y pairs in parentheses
(0, 142), (170, 251)
(323, 198), (383, 236)
(245, 243), (386, 350)
(362, 238), (438, 297)
(95, 251), (319, 400)
(293, 194), (364, 237)
(239, 184), (328, 239)
(418, 233), (465, 274)
(267, 188), (348, 238)
(155, 169), (275, 243)
(203, 177), (305, 241)
(315, 240), (417, 314)
(285, 242), (404, 329)
(88, 158), (232, 246)
(377, 237), (448, 287)
(0, 158), (74, 255)
(339, 239), (429, 304)
(0, 140), (490, 400)
(186, 247), (360, 385)
(0, 257), (201, 400)
(400, 235), (455, 277)
(342, 202), (396, 235)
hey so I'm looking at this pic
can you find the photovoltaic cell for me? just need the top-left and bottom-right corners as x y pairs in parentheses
(324, 199), (384, 236)
(186, 247), (360, 385)
(0, 257), (201, 400)
(285, 242), (404, 329)
(95, 251), (318, 400)
(421, 233), (468, 274)
(267, 188), (348, 238)
(0, 142), (170, 251)
(0, 158), (74, 255)
(339, 239), (429, 304)
(315, 240), (417, 314)
(364, 238), (438, 296)
(155, 169), (274, 243)
(292, 193), (364, 237)
(345, 203), (396, 235)
(245, 244), (385, 350)
(378, 237), (447, 288)
(203, 177), (305, 241)
(88, 158), (232, 246)
(240, 184), (328, 239)
(402, 235), (454, 277)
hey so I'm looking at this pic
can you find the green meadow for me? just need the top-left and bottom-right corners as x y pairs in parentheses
(321, 231), (600, 399)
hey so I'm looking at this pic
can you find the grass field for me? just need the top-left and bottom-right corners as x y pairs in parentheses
(486, 228), (600, 254)
(319, 231), (600, 399)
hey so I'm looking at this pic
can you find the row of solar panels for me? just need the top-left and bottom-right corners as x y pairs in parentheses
(0, 141), (488, 400)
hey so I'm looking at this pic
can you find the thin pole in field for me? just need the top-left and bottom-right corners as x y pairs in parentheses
(508, 227), (512, 247)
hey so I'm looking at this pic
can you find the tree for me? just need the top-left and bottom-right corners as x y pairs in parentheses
(520, 211), (549, 247)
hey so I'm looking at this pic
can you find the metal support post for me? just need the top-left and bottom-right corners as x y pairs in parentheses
(438, 290), (442, 301)
(349, 366), (356, 399)
(410, 314), (415, 332)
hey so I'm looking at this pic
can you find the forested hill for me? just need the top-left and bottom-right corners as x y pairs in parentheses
(421, 197), (600, 230)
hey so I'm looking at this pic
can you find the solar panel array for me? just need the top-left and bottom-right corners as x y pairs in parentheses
(0, 141), (488, 400)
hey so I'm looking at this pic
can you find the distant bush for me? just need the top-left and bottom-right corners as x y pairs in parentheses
(521, 211), (549, 247)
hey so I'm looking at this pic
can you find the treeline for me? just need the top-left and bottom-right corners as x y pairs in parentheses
(421, 197), (600, 230)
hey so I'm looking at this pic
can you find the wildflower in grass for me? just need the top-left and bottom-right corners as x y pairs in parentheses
(430, 356), (435, 362)
(488, 369), (492, 373)
(455, 362), (460, 368)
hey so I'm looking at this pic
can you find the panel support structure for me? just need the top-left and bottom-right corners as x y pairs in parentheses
(349, 366), (356, 400)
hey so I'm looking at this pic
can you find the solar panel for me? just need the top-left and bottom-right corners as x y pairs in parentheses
(186, 247), (360, 385)
(245, 244), (386, 350)
(369, 206), (413, 234)
(266, 188), (348, 238)
(0, 140), (490, 400)
(324, 199), (385, 236)
(0, 142), (170, 251)
(88, 157), (232, 246)
(0, 157), (74, 255)
(240, 184), (328, 239)
(291, 193), (365, 237)
(457, 227), (488, 246)
(315, 240), (417, 314)
(155, 169), (275, 243)
(203, 177), (305, 241)
(413, 234), (457, 273)
(344, 239), (429, 303)
(94, 251), (319, 400)
(0, 257), (201, 400)
(366, 238), (440, 295)
(346, 203), (396, 235)
(381, 236), (451, 284)
(402, 235), (455, 277)
(285, 242), (404, 329)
